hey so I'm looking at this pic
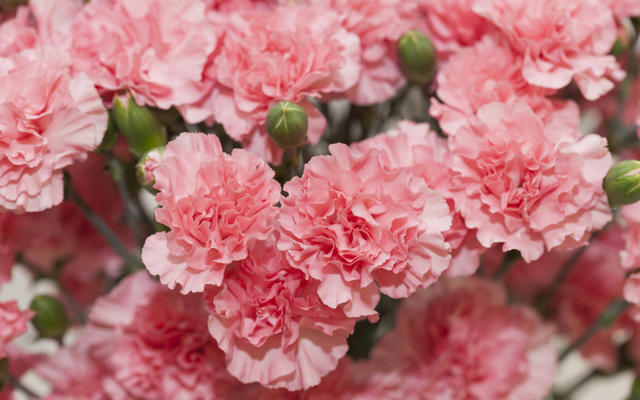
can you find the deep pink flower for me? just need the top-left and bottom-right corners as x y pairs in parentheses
(0, 301), (33, 359)
(189, 3), (361, 163)
(473, 0), (625, 100)
(0, 47), (107, 213)
(88, 271), (240, 400)
(142, 132), (281, 293)
(279, 143), (451, 319)
(71, 0), (217, 110)
(351, 121), (483, 277)
(448, 101), (612, 262)
(205, 236), (355, 391)
(367, 278), (556, 400)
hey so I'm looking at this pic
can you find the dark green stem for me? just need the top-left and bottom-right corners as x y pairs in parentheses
(537, 246), (587, 312)
(559, 299), (630, 362)
(67, 179), (142, 268)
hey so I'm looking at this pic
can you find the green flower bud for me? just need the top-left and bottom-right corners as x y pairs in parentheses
(603, 160), (640, 208)
(112, 94), (167, 156)
(96, 112), (119, 153)
(136, 147), (164, 190)
(611, 18), (636, 56)
(29, 295), (69, 341)
(266, 101), (308, 150)
(397, 30), (437, 85)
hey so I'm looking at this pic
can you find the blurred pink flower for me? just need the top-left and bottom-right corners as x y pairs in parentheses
(367, 277), (556, 400)
(71, 0), (217, 109)
(448, 101), (612, 262)
(473, 0), (625, 100)
(621, 195), (640, 270)
(0, 47), (107, 213)
(279, 143), (451, 319)
(603, 0), (640, 17)
(0, 301), (33, 358)
(142, 132), (281, 293)
(351, 121), (483, 277)
(205, 236), (355, 391)
(190, 3), (360, 163)
(88, 271), (240, 400)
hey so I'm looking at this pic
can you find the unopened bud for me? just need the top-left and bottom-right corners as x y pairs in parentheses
(136, 147), (164, 189)
(604, 160), (640, 208)
(611, 18), (636, 56)
(29, 295), (69, 341)
(112, 94), (167, 156)
(397, 30), (437, 85)
(266, 101), (308, 150)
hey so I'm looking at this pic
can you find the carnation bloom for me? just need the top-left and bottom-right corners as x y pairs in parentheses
(71, 0), (217, 109)
(327, 0), (420, 105)
(0, 7), (37, 58)
(351, 121), (483, 277)
(279, 143), (451, 319)
(205, 236), (355, 391)
(367, 277), (556, 400)
(603, 0), (640, 17)
(142, 132), (281, 293)
(0, 47), (107, 213)
(189, 3), (360, 163)
(430, 34), (564, 134)
(473, 0), (625, 100)
(448, 101), (612, 262)
(88, 271), (240, 400)
(0, 301), (33, 358)
(417, 0), (491, 57)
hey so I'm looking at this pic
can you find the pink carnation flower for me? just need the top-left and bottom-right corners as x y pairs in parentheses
(367, 278), (556, 400)
(448, 101), (612, 262)
(328, 0), (420, 105)
(621, 202), (640, 270)
(190, 3), (361, 163)
(430, 34), (563, 134)
(417, 0), (492, 57)
(0, 301), (33, 358)
(88, 271), (240, 400)
(0, 47), (107, 213)
(205, 236), (355, 391)
(0, 7), (37, 58)
(473, 0), (625, 100)
(142, 132), (281, 293)
(351, 121), (483, 277)
(71, 0), (217, 110)
(279, 143), (451, 319)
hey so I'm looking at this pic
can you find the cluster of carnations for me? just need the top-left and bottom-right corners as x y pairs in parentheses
(1, 0), (640, 399)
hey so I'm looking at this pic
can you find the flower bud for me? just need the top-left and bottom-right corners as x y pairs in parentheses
(611, 18), (636, 56)
(29, 295), (69, 341)
(136, 147), (164, 189)
(112, 94), (167, 156)
(604, 160), (640, 208)
(397, 30), (437, 85)
(266, 101), (308, 149)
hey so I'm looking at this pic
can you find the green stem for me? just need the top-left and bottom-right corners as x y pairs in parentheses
(559, 299), (630, 362)
(537, 246), (587, 312)
(492, 251), (520, 280)
(8, 373), (40, 398)
(67, 179), (142, 268)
